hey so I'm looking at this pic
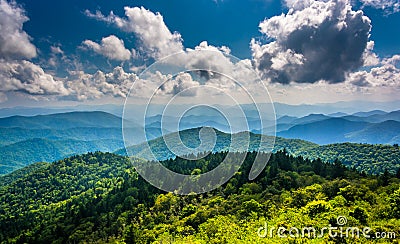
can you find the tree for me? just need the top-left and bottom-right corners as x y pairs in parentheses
(332, 158), (345, 179)
(378, 169), (390, 186)
(389, 188), (400, 218)
(350, 207), (368, 225)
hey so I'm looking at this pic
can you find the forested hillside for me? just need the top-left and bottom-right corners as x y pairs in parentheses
(1, 108), (400, 176)
(117, 128), (400, 175)
(0, 138), (124, 174)
(293, 143), (400, 175)
(0, 152), (399, 243)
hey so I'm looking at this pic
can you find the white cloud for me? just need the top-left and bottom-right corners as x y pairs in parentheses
(0, 58), (138, 101)
(0, 1), (71, 101)
(50, 46), (64, 55)
(0, 0), (37, 59)
(359, 0), (400, 14)
(85, 7), (183, 59)
(347, 56), (400, 88)
(382, 54), (400, 65)
(47, 45), (66, 67)
(1, 3), (256, 103)
(83, 35), (132, 61)
(283, 0), (315, 11)
(66, 66), (137, 100)
(85, 7), (253, 98)
(85, 7), (243, 87)
(159, 72), (200, 97)
(251, 0), (372, 84)
(362, 41), (380, 67)
(181, 41), (236, 79)
(0, 59), (70, 95)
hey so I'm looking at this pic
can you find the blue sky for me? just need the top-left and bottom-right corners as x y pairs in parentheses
(20, 0), (283, 58)
(19, 0), (400, 59)
(0, 0), (399, 107)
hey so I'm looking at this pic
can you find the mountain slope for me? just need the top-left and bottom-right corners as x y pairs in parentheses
(366, 110), (400, 123)
(277, 118), (371, 144)
(352, 110), (387, 117)
(0, 111), (153, 175)
(0, 111), (130, 129)
(276, 115), (298, 124)
(346, 120), (400, 144)
(293, 143), (400, 175)
(291, 113), (331, 124)
(0, 151), (398, 243)
(0, 138), (125, 174)
(0, 162), (49, 187)
(115, 127), (400, 174)
(115, 127), (317, 161)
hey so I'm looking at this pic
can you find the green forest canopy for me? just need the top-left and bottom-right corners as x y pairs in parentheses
(0, 151), (399, 243)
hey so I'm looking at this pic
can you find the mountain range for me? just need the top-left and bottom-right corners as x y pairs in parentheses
(0, 109), (399, 175)
(0, 111), (157, 174)
(275, 110), (400, 144)
(143, 109), (400, 145)
(117, 127), (400, 175)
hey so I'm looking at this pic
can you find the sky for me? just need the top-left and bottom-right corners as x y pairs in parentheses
(0, 0), (399, 108)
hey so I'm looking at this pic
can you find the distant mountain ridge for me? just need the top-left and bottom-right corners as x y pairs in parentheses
(0, 108), (399, 175)
(0, 138), (125, 174)
(277, 118), (371, 144)
(144, 109), (400, 145)
(276, 112), (400, 144)
(0, 111), (147, 175)
(0, 111), (136, 129)
(116, 127), (400, 175)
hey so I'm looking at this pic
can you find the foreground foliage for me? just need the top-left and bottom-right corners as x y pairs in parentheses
(0, 151), (399, 243)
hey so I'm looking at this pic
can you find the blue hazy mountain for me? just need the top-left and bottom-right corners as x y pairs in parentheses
(115, 127), (316, 160)
(277, 118), (370, 144)
(1, 107), (400, 175)
(328, 112), (348, 117)
(276, 115), (298, 124)
(0, 111), (129, 129)
(0, 111), (150, 175)
(115, 127), (400, 175)
(277, 117), (400, 145)
(0, 138), (124, 174)
(290, 113), (331, 125)
(345, 120), (400, 144)
(352, 110), (387, 117)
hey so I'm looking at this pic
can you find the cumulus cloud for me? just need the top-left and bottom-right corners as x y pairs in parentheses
(0, 1), (75, 101)
(0, 0), (37, 60)
(66, 66), (137, 100)
(181, 41), (237, 80)
(362, 41), (380, 67)
(85, 7), (183, 59)
(47, 45), (66, 67)
(251, 0), (372, 84)
(0, 58), (137, 100)
(84, 7), (247, 97)
(159, 72), (200, 96)
(347, 55), (400, 87)
(85, 7), (242, 80)
(359, 0), (400, 14)
(0, 59), (70, 95)
(83, 35), (132, 61)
